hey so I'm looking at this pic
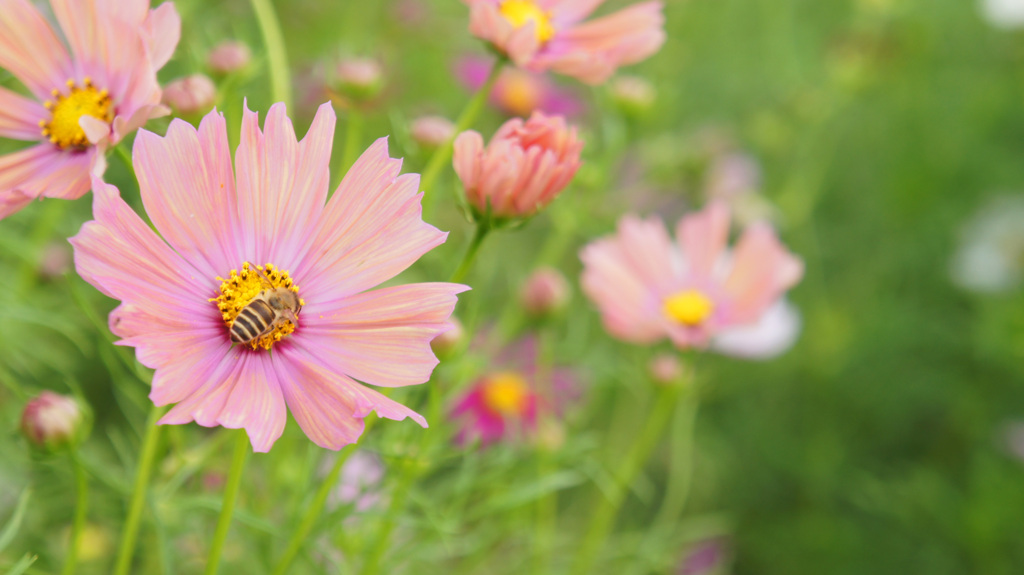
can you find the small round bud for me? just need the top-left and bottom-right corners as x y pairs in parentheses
(410, 115), (456, 150)
(39, 241), (71, 280)
(520, 267), (570, 318)
(162, 74), (217, 115)
(431, 317), (464, 359)
(533, 418), (566, 452)
(649, 353), (686, 386)
(207, 41), (251, 74)
(21, 392), (83, 450)
(335, 57), (384, 102)
(610, 75), (655, 117)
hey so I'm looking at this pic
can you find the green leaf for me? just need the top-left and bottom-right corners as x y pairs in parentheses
(4, 553), (37, 575)
(0, 487), (31, 555)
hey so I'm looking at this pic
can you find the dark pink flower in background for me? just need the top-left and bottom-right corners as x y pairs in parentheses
(463, 0), (665, 84)
(0, 0), (180, 219)
(456, 55), (584, 118)
(71, 103), (466, 452)
(580, 201), (803, 352)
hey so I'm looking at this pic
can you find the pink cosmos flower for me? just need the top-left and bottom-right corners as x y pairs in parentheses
(453, 111), (583, 219)
(456, 55), (584, 118)
(464, 0), (665, 84)
(70, 103), (466, 452)
(451, 336), (577, 447)
(580, 201), (803, 351)
(0, 0), (180, 219)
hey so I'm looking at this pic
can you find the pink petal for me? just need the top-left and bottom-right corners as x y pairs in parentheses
(453, 131), (484, 193)
(548, 0), (605, 24)
(295, 138), (447, 299)
(79, 115), (111, 145)
(0, 86), (46, 141)
(142, 2), (181, 69)
(133, 112), (242, 279)
(677, 201), (730, 278)
(298, 282), (468, 388)
(723, 223), (804, 322)
(0, 0), (73, 99)
(0, 144), (93, 213)
(711, 300), (801, 360)
(615, 214), (679, 294)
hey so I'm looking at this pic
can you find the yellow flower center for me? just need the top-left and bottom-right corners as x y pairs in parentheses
(499, 0), (556, 43)
(663, 290), (715, 327)
(482, 371), (531, 416)
(210, 262), (304, 351)
(499, 71), (542, 116)
(39, 78), (113, 150)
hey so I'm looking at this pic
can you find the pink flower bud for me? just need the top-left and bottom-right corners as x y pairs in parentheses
(21, 392), (82, 449)
(453, 112), (583, 219)
(335, 58), (383, 100)
(39, 241), (71, 279)
(649, 353), (685, 386)
(162, 74), (216, 115)
(410, 115), (456, 150)
(520, 267), (570, 317)
(431, 317), (464, 358)
(207, 41), (251, 74)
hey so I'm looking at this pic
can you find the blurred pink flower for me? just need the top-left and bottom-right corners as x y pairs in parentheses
(451, 337), (577, 447)
(454, 111), (583, 219)
(464, 0), (665, 84)
(520, 266), (571, 317)
(410, 115), (456, 150)
(21, 391), (82, 449)
(207, 40), (251, 74)
(580, 202), (803, 351)
(0, 0), (180, 219)
(70, 103), (466, 452)
(456, 55), (584, 117)
(162, 74), (216, 114)
(678, 538), (729, 575)
(326, 451), (385, 512)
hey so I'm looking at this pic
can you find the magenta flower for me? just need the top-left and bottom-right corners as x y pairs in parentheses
(71, 103), (466, 452)
(464, 0), (665, 84)
(456, 55), (584, 118)
(580, 202), (804, 351)
(0, 0), (180, 219)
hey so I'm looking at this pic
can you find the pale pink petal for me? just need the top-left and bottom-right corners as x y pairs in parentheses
(79, 115), (111, 145)
(296, 138), (447, 299)
(142, 2), (181, 69)
(453, 131), (485, 193)
(712, 300), (801, 359)
(133, 113), (242, 279)
(0, 0), (73, 99)
(0, 144), (93, 208)
(723, 223), (804, 322)
(0, 86), (46, 141)
(299, 283), (468, 388)
(112, 104), (170, 143)
(548, 0), (605, 24)
(677, 201), (730, 278)
(615, 215), (679, 294)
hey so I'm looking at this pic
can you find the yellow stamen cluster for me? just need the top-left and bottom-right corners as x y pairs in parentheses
(210, 262), (304, 351)
(663, 290), (715, 327)
(39, 78), (113, 150)
(499, 0), (556, 43)
(482, 372), (531, 416)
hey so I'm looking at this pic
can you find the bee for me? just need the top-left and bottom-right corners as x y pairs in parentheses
(230, 267), (303, 346)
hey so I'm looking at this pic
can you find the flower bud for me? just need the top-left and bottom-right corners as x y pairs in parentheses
(533, 418), (566, 452)
(431, 317), (464, 359)
(335, 57), (384, 102)
(520, 267), (570, 318)
(21, 392), (83, 450)
(207, 41), (251, 74)
(649, 353), (686, 386)
(410, 115), (455, 150)
(39, 241), (71, 280)
(610, 75), (655, 117)
(162, 74), (217, 115)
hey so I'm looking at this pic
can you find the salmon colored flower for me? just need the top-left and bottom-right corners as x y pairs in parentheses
(71, 103), (466, 452)
(0, 0), (180, 219)
(454, 111), (583, 219)
(464, 0), (665, 84)
(456, 54), (584, 118)
(580, 202), (803, 351)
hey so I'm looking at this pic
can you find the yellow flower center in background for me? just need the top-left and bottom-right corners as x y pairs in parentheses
(482, 372), (531, 416)
(499, 71), (542, 116)
(40, 78), (113, 150)
(210, 262), (304, 351)
(499, 0), (556, 43)
(663, 290), (715, 327)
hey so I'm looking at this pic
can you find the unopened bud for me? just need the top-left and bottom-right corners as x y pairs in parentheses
(610, 75), (655, 117)
(335, 57), (384, 101)
(162, 74), (216, 115)
(431, 317), (464, 359)
(207, 41), (251, 74)
(39, 241), (71, 279)
(21, 392), (83, 450)
(520, 267), (570, 318)
(410, 115), (456, 150)
(649, 353), (687, 386)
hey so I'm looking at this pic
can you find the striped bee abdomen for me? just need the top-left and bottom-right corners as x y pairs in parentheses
(230, 298), (276, 344)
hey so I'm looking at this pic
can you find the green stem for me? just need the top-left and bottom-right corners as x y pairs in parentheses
(420, 57), (505, 202)
(449, 222), (491, 284)
(359, 460), (417, 575)
(113, 405), (164, 575)
(15, 198), (69, 298)
(113, 144), (135, 181)
(341, 109), (363, 173)
(533, 328), (557, 573)
(204, 430), (250, 575)
(570, 384), (684, 575)
(250, 0), (292, 108)
(60, 449), (87, 575)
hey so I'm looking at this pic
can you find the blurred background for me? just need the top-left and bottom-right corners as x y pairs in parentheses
(3, 0), (1024, 573)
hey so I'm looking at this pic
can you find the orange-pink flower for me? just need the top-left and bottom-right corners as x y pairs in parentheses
(0, 0), (180, 219)
(464, 0), (665, 84)
(580, 202), (804, 351)
(454, 111), (583, 219)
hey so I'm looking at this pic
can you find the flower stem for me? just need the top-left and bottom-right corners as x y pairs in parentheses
(449, 222), (491, 284)
(60, 449), (87, 575)
(113, 405), (164, 575)
(420, 57), (505, 202)
(570, 383), (684, 575)
(250, 0), (292, 108)
(204, 430), (250, 575)
(341, 109), (363, 173)
(359, 458), (417, 575)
